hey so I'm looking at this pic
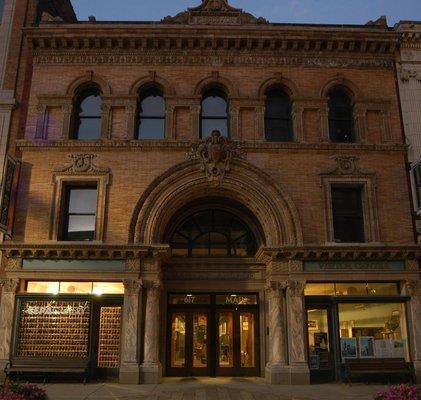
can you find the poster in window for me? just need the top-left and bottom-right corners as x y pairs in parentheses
(0, 155), (21, 237)
(359, 336), (375, 358)
(314, 332), (328, 351)
(391, 340), (406, 359)
(340, 338), (357, 360)
(309, 354), (320, 370)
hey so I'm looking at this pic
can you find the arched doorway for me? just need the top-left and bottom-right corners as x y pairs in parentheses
(164, 199), (262, 377)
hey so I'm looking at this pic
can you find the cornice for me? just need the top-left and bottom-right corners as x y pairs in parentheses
(25, 26), (398, 58)
(0, 243), (170, 259)
(256, 245), (421, 261)
(15, 139), (407, 153)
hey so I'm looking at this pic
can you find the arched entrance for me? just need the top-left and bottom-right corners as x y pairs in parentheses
(129, 159), (303, 379)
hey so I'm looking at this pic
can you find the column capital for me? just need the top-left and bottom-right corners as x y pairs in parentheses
(287, 280), (306, 297)
(404, 280), (421, 296)
(265, 280), (288, 297)
(0, 278), (19, 293)
(123, 279), (143, 295)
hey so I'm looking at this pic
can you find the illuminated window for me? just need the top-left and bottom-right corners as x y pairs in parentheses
(26, 281), (124, 295)
(304, 282), (399, 296)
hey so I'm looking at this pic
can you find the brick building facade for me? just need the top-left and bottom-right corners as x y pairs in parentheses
(0, 0), (419, 386)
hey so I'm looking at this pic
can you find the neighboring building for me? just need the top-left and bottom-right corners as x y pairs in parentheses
(396, 21), (421, 243)
(0, 0), (420, 386)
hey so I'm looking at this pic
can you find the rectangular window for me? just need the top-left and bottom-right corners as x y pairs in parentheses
(413, 164), (421, 209)
(331, 186), (365, 243)
(0, 0), (4, 22)
(338, 303), (409, 361)
(61, 185), (97, 241)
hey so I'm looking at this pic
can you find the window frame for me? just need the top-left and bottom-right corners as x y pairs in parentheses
(60, 184), (98, 242)
(200, 88), (230, 139)
(411, 161), (421, 211)
(71, 85), (103, 140)
(136, 87), (166, 140)
(327, 88), (356, 143)
(322, 177), (379, 244)
(264, 87), (294, 142)
(51, 175), (109, 243)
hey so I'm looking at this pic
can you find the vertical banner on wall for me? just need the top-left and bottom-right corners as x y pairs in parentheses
(0, 155), (21, 237)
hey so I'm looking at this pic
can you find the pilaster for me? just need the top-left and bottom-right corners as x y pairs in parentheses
(318, 104), (330, 142)
(119, 279), (143, 384)
(140, 256), (163, 384)
(286, 280), (310, 385)
(292, 102), (304, 142)
(404, 280), (421, 382)
(0, 278), (19, 381)
(265, 280), (289, 384)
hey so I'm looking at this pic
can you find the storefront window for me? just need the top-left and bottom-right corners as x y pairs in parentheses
(338, 303), (409, 362)
(26, 281), (60, 294)
(335, 283), (367, 296)
(305, 283), (335, 296)
(17, 300), (90, 358)
(60, 282), (92, 294)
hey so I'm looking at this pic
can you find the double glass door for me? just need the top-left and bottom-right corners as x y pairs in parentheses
(168, 310), (210, 376)
(167, 294), (259, 377)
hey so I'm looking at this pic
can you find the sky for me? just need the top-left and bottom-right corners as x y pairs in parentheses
(71, 0), (421, 26)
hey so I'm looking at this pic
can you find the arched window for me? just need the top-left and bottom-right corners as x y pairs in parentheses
(264, 88), (293, 141)
(328, 88), (355, 143)
(72, 86), (102, 140)
(137, 87), (165, 139)
(170, 210), (257, 257)
(200, 88), (229, 138)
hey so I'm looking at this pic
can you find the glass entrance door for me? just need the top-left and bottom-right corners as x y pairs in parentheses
(306, 306), (335, 382)
(167, 310), (210, 376)
(216, 309), (259, 376)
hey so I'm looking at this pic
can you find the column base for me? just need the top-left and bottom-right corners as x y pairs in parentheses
(0, 359), (8, 382)
(289, 362), (310, 385)
(140, 362), (162, 384)
(414, 360), (421, 383)
(119, 362), (140, 384)
(265, 364), (290, 384)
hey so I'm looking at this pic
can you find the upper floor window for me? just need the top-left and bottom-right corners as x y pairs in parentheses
(328, 88), (355, 143)
(61, 185), (97, 241)
(200, 89), (229, 138)
(264, 88), (293, 141)
(0, 0), (4, 22)
(137, 87), (165, 139)
(331, 186), (365, 243)
(72, 86), (102, 140)
(170, 209), (257, 257)
(413, 163), (421, 210)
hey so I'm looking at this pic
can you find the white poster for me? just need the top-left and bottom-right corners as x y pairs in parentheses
(391, 340), (406, 359)
(374, 339), (391, 358)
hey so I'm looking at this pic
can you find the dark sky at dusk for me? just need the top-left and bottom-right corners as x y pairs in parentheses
(71, 0), (421, 26)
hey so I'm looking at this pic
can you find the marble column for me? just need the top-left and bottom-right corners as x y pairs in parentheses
(286, 280), (310, 384)
(265, 281), (289, 384)
(0, 278), (19, 381)
(140, 282), (162, 383)
(405, 280), (421, 382)
(119, 279), (142, 384)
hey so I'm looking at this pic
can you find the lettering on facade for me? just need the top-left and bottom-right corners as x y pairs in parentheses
(23, 301), (90, 316)
(304, 261), (405, 272)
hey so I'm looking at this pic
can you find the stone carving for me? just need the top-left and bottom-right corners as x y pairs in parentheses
(54, 154), (110, 175)
(328, 156), (360, 175)
(143, 284), (161, 364)
(187, 130), (245, 183)
(5, 258), (21, 270)
(33, 53), (395, 70)
(400, 68), (421, 82)
(0, 279), (19, 293)
(126, 259), (141, 272)
(405, 280), (421, 296)
(287, 280), (305, 297)
(123, 279), (142, 295)
(162, 0), (268, 25)
(266, 281), (287, 365)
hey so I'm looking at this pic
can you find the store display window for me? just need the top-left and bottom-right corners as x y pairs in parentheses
(26, 281), (124, 295)
(305, 282), (399, 296)
(338, 303), (409, 362)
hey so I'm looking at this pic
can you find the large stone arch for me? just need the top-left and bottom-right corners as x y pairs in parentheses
(128, 159), (303, 247)
(66, 72), (112, 96)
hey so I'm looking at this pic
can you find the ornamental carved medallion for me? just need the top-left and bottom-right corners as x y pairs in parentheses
(55, 154), (110, 175)
(187, 130), (245, 183)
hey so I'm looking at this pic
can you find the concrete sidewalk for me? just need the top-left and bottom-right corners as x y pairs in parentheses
(42, 377), (388, 400)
